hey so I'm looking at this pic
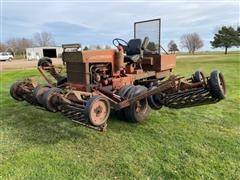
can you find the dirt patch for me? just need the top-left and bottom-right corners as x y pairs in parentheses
(0, 58), (63, 71)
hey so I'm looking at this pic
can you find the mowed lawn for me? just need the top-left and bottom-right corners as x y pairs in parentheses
(0, 54), (239, 179)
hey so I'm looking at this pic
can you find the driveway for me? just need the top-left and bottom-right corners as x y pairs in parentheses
(0, 58), (63, 71)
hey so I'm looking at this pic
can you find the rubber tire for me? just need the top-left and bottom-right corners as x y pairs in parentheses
(209, 70), (226, 100)
(42, 87), (63, 112)
(85, 96), (110, 126)
(37, 57), (52, 67)
(118, 85), (134, 99)
(193, 71), (204, 83)
(123, 85), (151, 123)
(119, 85), (138, 115)
(115, 85), (135, 119)
(10, 81), (24, 101)
(33, 85), (51, 105)
(147, 86), (163, 110)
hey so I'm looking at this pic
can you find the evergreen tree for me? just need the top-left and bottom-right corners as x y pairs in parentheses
(168, 40), (179, 54)
(83, 46), (89, 50)
(210, 26), (240, 54)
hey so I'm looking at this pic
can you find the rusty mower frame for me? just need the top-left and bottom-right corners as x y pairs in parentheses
(10, 19), (226, 131)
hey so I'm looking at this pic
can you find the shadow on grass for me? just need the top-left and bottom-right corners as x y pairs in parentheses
(2, 100), (89, 145)
(2, 98), (143, 146)
(107, 110), (151, 133)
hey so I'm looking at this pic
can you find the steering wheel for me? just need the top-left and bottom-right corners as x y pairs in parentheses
(112, 38), (128, 48)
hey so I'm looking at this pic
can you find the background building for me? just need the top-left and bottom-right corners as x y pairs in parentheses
(26, 46), (63, 60)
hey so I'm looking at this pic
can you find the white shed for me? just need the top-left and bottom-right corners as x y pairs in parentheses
(26, 46), (63, 60)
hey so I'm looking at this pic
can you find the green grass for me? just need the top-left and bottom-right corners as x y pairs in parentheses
(0, 54), (240, 179)
(175, 51), (240, 55)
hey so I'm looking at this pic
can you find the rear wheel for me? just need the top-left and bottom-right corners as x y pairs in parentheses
(118, 85), (134, 99)
(10, 81), (24, 101)
(147, 86), (163, 110)
(85, 96), (110, 126)
(193, 71), (205, 83)
(38, 57), (52, 67)
(123, 85), (151, 123)
(209, 70), (226, 100)
(115, 85), (134, 119)
(42, 87), (63, 112)
(33, 85), (51, 105)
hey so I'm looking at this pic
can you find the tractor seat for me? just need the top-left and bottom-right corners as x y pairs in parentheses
(124, 37), (149, 63)
(124, 54), (140, 63)
(124, 39), (142, 63)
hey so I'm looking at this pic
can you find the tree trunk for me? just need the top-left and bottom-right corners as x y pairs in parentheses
(224, 47), (228, 54)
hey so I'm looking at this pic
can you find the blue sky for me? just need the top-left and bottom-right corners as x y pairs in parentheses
(1, 0), (239, 51)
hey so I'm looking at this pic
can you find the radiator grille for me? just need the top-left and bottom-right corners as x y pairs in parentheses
(63, 52), (82, 62)
(66, 62), (87, 84)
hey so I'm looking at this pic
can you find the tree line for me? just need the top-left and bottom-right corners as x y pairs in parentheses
(0, 32), (56, 56)
(82, 45), (111, 50)
(0, 25), (239, 56)
(168, 26), (239, 54)
(76, 26), (240, 54)
(0, 31), (111, 56)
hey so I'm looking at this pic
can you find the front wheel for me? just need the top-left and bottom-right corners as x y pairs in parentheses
(193, 71), (205, 83)
(85, 96), (110, 126)
(209, 70), (226, 100)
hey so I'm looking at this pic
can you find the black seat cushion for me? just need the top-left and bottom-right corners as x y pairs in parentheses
(124, 54), (140, 63)
(124, 39), (142, 63)
(126, 39), (142, 56)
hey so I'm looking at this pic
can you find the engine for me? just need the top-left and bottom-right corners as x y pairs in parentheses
(90, 63), (112, 86)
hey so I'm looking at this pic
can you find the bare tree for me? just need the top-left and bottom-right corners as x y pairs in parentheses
(6, 38), (32, 55)
(180, 33), (203, 54)
(33, 32), (55, 46)
(83, 46), (89, 50)
(0, 42), (7, 51)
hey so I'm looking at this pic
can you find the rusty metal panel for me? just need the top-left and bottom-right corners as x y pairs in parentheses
(142, 54), (160, 71)
(66, 62), (88, 84)
(82, 49), (115, 63)
(112, 76), (133, 88)
(156, 70), (171, 79)
(160, 55), (176, 71)
(63, 50), (115, 63)
(127, 71), (156, 80)
(142, 57), (154, 65)
(142, 54), (175, 72)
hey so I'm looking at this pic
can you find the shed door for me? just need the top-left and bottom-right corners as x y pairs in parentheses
(43, 49), (57, 58)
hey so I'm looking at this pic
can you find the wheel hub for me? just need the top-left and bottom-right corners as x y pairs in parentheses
(86, 97), (110, 126)
(94, 106), (103, 116)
